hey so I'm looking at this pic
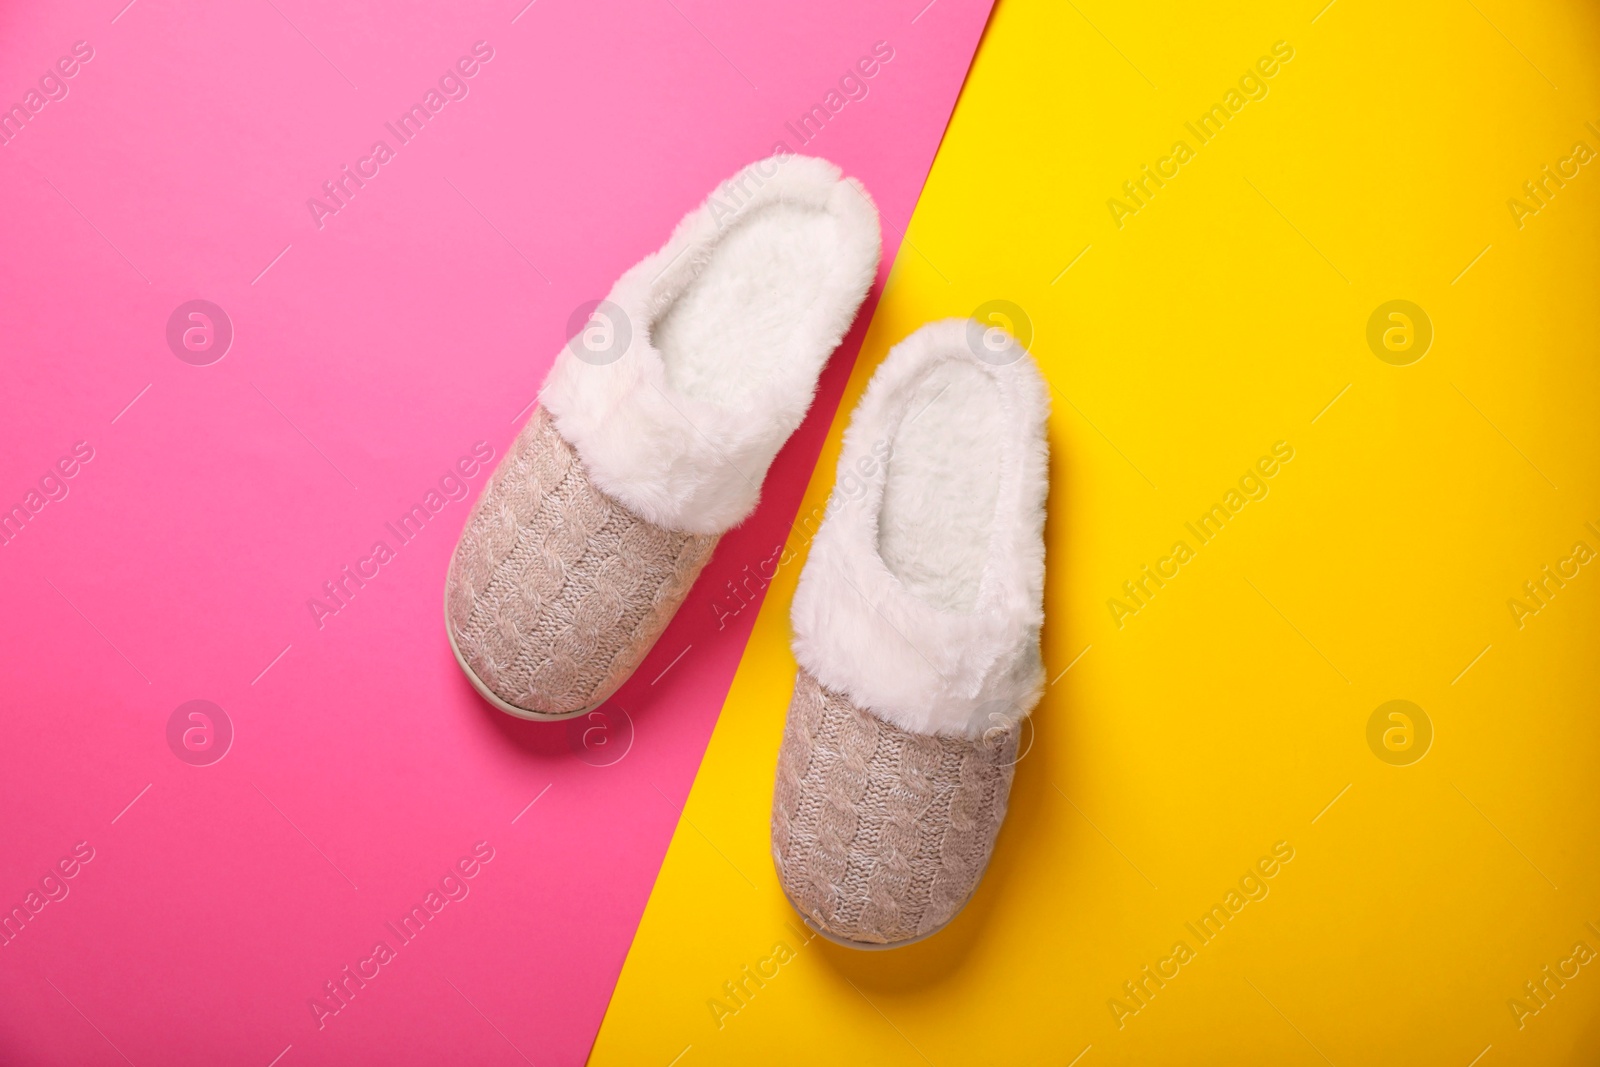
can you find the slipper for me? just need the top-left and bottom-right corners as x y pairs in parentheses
(446, 155), (881, 720)
(771, 318), (1050, 947)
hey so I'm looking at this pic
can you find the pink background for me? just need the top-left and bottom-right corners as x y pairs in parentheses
(0, 0), (992, 1063)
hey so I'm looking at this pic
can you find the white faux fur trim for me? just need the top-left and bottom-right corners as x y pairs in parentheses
(790, 320), (1051, 739)
(539, 155), (881, 535)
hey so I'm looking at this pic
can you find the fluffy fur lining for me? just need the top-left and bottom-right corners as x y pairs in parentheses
(790, 320), (1050, 739)
(540, 155), (881, 535)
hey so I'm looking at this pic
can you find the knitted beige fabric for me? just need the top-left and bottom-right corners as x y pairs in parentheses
(771, 669), (1019, 946)
(445, 407), (718, 718)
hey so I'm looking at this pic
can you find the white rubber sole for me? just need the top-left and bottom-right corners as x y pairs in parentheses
(442, 586), (606, 722)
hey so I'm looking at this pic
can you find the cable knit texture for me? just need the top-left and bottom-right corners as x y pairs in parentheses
(445, 407), (717, 716)
(772, 669), (1018, 945)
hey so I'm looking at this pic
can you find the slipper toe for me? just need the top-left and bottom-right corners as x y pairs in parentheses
(445, 408), (717, 719)
(771, 669), (1018, 947)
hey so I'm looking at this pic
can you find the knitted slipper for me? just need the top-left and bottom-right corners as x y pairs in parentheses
(771, 319), (1050, 947)
(446, 155), (881, 720)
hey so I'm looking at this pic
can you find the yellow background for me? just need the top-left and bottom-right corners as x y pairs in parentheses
(593, 0), (1600, 1062)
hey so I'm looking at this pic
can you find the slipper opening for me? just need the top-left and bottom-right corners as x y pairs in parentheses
(876, 357), (1003, 613)
(652, 200), (849, 408)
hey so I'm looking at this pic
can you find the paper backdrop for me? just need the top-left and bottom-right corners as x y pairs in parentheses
(592, 1), (1600, 1064)
(0, 0), (994, 1063)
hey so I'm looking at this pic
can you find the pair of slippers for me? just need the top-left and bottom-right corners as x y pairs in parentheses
(444, 155), (1049, 949)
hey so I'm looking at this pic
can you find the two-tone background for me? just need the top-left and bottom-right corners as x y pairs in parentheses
(3, 0), (1598, 1064)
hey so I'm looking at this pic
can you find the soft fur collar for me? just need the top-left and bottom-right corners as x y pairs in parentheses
(790, 320), (1051, 739)
(539, 155), (881, 535)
